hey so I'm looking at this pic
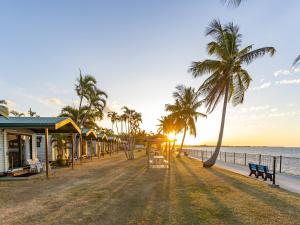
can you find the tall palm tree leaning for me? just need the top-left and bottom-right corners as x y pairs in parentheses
(166, 85), (206, 157)
(189, 19), (275, 167)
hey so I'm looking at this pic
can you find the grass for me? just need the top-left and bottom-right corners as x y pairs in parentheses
(0, 151), (300, 225)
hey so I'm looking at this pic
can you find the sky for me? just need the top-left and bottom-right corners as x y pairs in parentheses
(0, 0), (300, 147)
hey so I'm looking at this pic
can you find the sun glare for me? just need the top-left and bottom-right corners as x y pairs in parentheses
(168, 132), (176, 141)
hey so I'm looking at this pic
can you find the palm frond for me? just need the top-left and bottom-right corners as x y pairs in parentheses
(293, 54), (300, 66)
(240, 47), (275, 65)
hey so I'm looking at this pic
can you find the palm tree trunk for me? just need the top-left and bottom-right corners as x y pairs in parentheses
(116, 123), (119, 134)
(124, 121), (127, 133)
(80, 102), (92, 127)
(178, 126), (187, 157)
(203, 82), (230, 168)
(76, 96), (83, 123)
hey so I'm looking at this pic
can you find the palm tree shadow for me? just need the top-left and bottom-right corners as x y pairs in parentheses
(176, 158), (244, 225)
(206, 168), (300, 217)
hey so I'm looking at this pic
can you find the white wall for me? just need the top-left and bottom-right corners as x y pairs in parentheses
(0, 130), (7, 173)
(36, 134), (54, 162)
(0, 129), (37, 173)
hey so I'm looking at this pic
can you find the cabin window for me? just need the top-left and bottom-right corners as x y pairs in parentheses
(37, 136), (42, 147)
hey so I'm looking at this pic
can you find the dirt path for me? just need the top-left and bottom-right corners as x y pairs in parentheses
(1, 151), (300, 225)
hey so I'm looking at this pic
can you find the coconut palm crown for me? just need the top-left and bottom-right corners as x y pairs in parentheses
(190, 19), (275, 167)
(165, 85), (206, 155)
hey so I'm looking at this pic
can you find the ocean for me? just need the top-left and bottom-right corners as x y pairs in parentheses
(185, 146), (300, 158)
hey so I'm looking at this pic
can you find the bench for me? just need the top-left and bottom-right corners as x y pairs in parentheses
(263, 166), (273, 181)
(256, 165), (265, 179)
(248, 163), (273, 181)
(248, 163), (257, 177)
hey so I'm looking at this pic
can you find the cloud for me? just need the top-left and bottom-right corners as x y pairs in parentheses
(240, 105), (270, 113)
(276, 79), (300, 85)
(270, 108), (278, 112)
(103, 101), (124, 114)
(6, 100), (17, 108)
(252, 82), (271, 90)
(274, 67), (300, 77)
(46, 98), (64, 106)
(269, 110), (300, 118)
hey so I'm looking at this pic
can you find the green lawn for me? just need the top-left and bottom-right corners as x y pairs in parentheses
(0, 151), (300, 225)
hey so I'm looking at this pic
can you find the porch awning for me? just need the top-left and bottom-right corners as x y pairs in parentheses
(0, 117), (81, 134)
(97, 133), (108, 141)
(146, 134), (169, 143)
(107, 136), (116, 142)
(81, 128), (97, 139)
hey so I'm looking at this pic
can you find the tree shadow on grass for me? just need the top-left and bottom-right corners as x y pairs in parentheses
(18, 157), (150, 225)
(176, 158), (244, 225)
(206, 167), (300, 219)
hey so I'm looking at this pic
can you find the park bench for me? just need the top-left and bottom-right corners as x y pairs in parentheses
(248, 163), (273, 181)
(248, 163), (257, 177)
(256, 165), (265, 179)
(263, 166), (273, 181)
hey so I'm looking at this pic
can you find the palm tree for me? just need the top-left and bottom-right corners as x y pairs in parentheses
(157, 115), (175, 135)
(80, 87), (107, 127)
(120, 113), (127, 134)
(10, 110), (25, 117)
(130, 111), (142, 135)
(122, 106), (131, 134)
(190, 19), (275, 167)
(166, 85), (206, 156)
(107, 111), (118, 132)
(28, 108), (39, 117)
(115, 114), (120, 134)
(75, 70), (97, 123)
(60, 105), (80, 122)
(51, 134), (69, 161)
(0, 100), (9, 118)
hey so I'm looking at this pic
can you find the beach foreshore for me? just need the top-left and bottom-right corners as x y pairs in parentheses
(189, 155), (300, 194)
(1, 151), (300, 225)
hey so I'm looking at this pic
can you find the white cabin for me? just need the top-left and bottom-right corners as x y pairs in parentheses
(0, 128), (38, 174)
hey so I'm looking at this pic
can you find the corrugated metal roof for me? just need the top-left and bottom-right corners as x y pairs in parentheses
(0, 117), (81, 134)
(0, 117), (64, 126)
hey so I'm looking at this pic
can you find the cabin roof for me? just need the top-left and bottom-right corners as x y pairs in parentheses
(107, 136), (116, 141)
(0, 117), (81, 134)
(81, 128), (97, 138)
(146, 134), (169, 143)
(97, 133), (108, 141)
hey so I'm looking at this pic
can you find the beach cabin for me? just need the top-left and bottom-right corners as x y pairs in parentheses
(107, 136), (118, 155)
(0, 117), (81, 177)
(37, 134), (73, 162)
(96, 133), (108, 157)
(81, 128), (97, 159)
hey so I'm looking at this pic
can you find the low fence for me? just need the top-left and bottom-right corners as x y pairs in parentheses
(183, 149), (300, 176)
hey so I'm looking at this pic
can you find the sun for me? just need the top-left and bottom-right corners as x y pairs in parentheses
(168, 132), (176, 141)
